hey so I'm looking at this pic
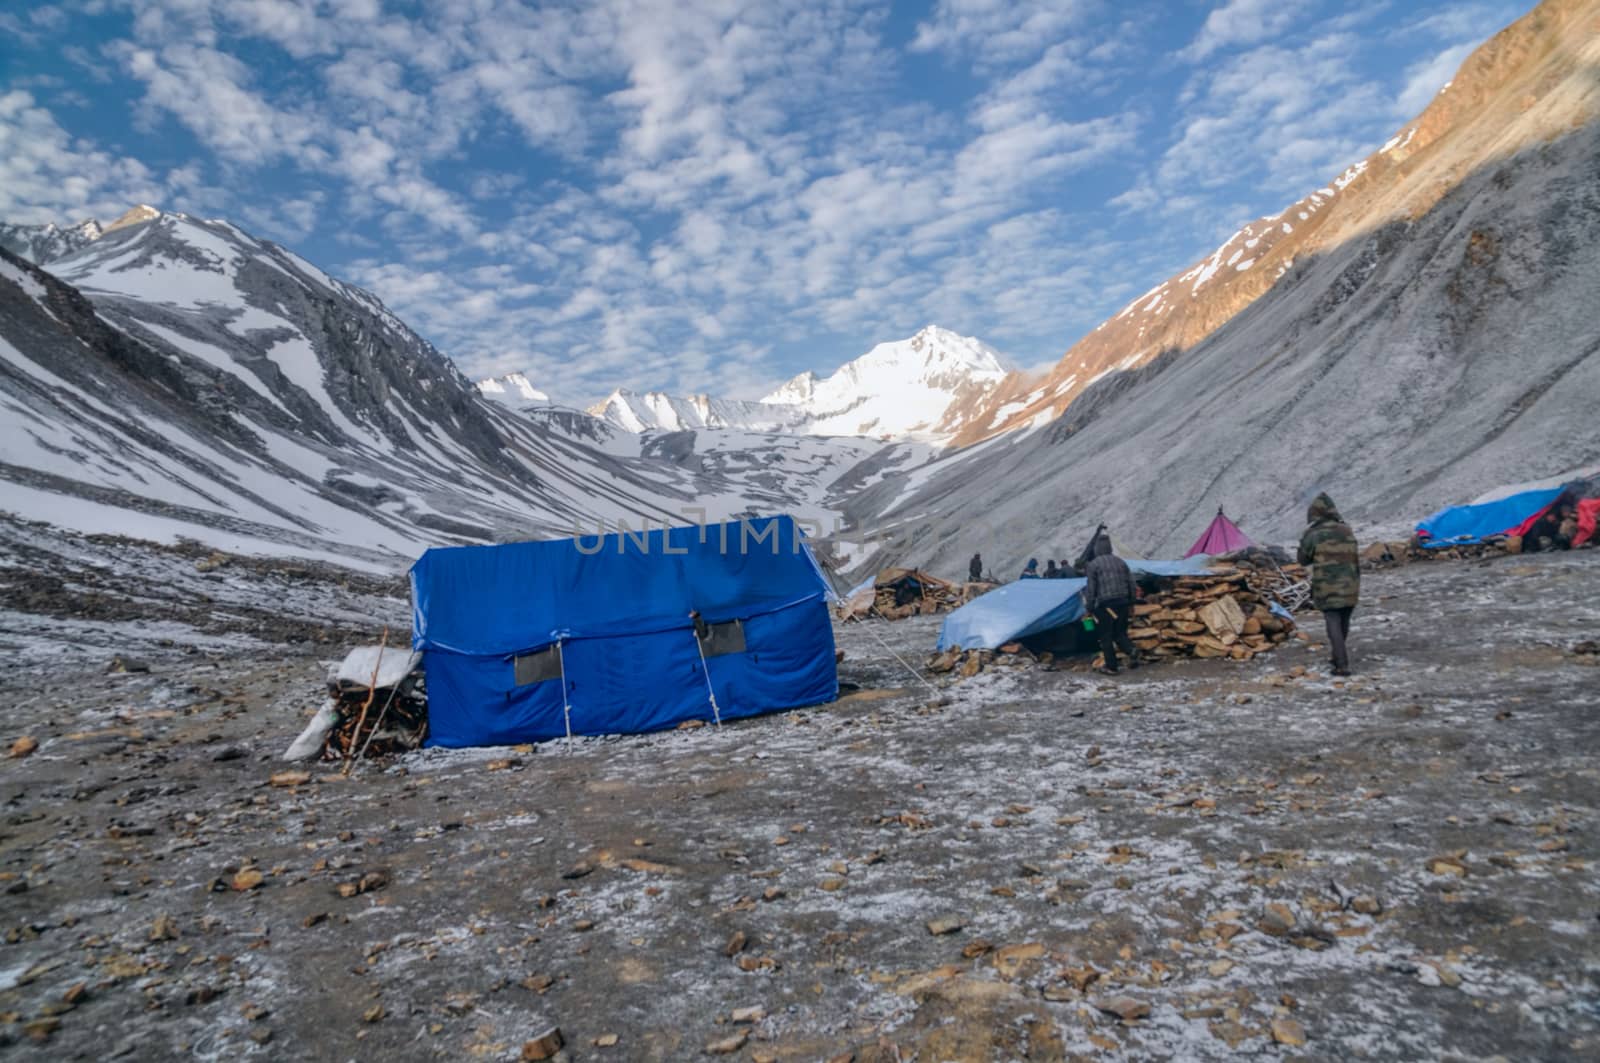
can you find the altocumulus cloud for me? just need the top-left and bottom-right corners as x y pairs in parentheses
(0, 0), (1536, 401)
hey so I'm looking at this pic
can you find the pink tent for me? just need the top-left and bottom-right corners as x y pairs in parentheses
(1185, 507), (1253, 558)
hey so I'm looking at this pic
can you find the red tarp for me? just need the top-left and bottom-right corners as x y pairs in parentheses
(1509, 499), (1560, 538)
(1576, 498), (1600, 547)
(1185, 509), (1254, 558)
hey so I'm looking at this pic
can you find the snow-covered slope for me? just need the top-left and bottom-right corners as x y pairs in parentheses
(841, 0), (1600, 576)
(0, 211), (880, 568)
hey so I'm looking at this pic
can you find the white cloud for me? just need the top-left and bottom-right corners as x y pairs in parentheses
(1, 0), (1527, 404)
(1180, 0), (1311, 62)
(0, 90), (165, 225)
(911, 0), (1094, 67)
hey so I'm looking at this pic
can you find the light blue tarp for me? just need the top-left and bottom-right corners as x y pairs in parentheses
(934, 555), (1219, 652)
(937, 578), (1088, 651)
(411, 515), (837, 747)
(1414, 487), (1564, 547)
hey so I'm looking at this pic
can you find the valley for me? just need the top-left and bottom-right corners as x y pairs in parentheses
(1, 549), (1596, 1060)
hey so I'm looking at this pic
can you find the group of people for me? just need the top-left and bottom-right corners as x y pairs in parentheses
(1015, 557), (1077, 580)
(967, 494), (1363, 678)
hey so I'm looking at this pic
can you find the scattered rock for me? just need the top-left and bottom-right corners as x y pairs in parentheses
(1271, 1017), (1307, 1047)
(1093, 995), (1151, 1022)
(731, 1005), (765, 1023)
(594, 1033), (620, 1047)
(522, 1027), (565, 1060)
(992, 942), (1045, 980)
(734, 954), (778, 972)
(820, 878), (846, 892)
(723, 930), (749, 956)
(1424, 961), (1463, 988)
(231, 868), (265, 892)
(761, 886), (785, 902)
(150, 914), (179, 941)
(1425, 853), (1469, 877)
(362, 1004), (385, 1023)
(926, 915), (966, 936)
(562, 860), (596, 879)
(706, 1031), (749, 1054)
(23, 1017), (61, 1042)
(9, 736), (38, 759)
(269, 770), (312, 787)
(1258, 902), (1296, 937)
(1061, 965), (1100, 991)
(337, 869), (390, 898)
(1351, 896), (1382, 915)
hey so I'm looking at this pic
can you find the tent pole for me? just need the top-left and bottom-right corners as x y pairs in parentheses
(558, 638), (574, 748)
(692, 630), (724, 728)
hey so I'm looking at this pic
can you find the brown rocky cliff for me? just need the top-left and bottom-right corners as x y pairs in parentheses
(944, 0), (1600, 449)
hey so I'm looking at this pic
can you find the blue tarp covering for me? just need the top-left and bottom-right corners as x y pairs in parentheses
(935, 555), (1220, 651)
(411, 515), (838, 747)
(937, 578), (1087, 651)
(1414, 487), (1564, 547)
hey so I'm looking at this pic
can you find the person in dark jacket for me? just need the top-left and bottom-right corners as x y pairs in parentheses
(1083, 537), (1139, 673)
(1020, 558), (1040, 579)
(1297, 492), (1360, 676)
(1073, 524), (1108, 576)
(969, 553), (984, 581)
(1044, 559), (1059, 579)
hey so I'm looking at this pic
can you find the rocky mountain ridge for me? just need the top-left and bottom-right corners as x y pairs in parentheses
(478, 324), (1011, 445)
(943, 0), (1600, 447)
(843, 0), (1600, 575)
(0, 209), (919, 569)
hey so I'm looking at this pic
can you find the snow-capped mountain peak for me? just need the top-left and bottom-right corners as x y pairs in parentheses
(761, 369), (818, 407)
(536, 325), (1011, 444)
(0, 216), (105, 265)
(105, 204), (163, 233)
(477, 371), (553, 406)
(583, 386), (810, 434)
(760, 324), (1011, 440)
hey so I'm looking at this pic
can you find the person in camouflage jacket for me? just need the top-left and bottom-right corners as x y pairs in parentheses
(1297, 492), (1360, 675)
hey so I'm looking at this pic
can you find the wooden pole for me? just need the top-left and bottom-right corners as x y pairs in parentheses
(341, 626), (389, 777)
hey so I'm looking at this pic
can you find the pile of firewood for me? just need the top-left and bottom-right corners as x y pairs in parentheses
(321, 645), (429, 760)
(840, 569), (995, 621)
(1128, 568), (1296, 661)
(325, 682), (428, 760)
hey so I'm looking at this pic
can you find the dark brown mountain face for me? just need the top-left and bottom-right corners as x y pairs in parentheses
(944, 0), (1600, 450)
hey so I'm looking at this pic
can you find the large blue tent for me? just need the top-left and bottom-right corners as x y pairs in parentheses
(937, 557), (1215, 651)
(410, 515), (838, 747)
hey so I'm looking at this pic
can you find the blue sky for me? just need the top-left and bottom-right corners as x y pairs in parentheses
(0, 0), (1531, 402)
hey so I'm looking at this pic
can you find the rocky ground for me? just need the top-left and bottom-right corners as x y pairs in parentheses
(1, 540), (1597, 1061)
